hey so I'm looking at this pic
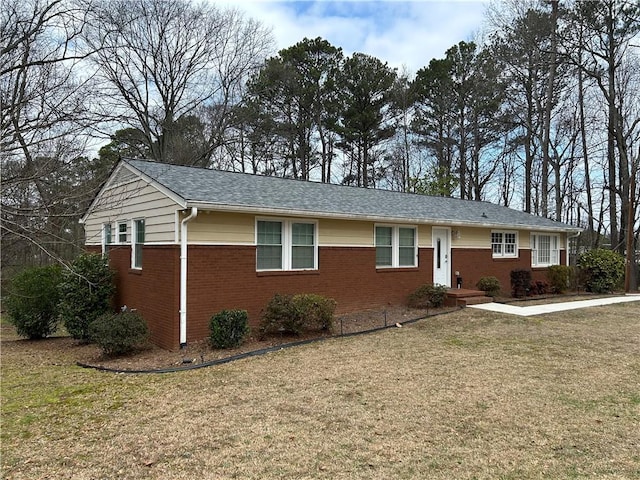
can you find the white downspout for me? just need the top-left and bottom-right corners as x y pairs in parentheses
(180, 207), (198, 347)
(567, 231), (581, 266)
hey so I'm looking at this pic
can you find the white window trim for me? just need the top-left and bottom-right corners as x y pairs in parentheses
(131, 218), (145, 270)
(255, 217), (318, 271)
(491, 230), (518, 258)
(117, 220), (128, 244)
(531, 233), (560, 267)
(374, 224), (418, 268)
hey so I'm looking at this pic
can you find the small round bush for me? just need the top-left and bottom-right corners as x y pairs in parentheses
(408, 283), (448, 308)
(546, 265), (573, 294)
(291, 294), (336, 331)
(5, 265), (62, 339)
(578, 248), (624, 293)
(260, 293), (336, 336)
(59, 253), (115, 340)
(88, 310), (149, 356)
(476, 276), (501, 297)
(209, 309), (249, 349)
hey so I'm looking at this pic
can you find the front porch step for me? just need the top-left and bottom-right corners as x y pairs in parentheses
(457, 296), (494, 307)
(445, 288), (492, 307)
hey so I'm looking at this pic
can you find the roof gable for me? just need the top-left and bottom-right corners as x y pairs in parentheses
(121, 159), (579, 232)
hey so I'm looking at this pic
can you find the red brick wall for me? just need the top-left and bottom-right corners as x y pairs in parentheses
(106, 243), (566, 349)
(451, 248), (566, 295)
(106, 245), (180, 349)
(184, 245), (434, 344)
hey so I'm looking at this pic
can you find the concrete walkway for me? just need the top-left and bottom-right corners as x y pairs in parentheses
(469, 294), (640, 317)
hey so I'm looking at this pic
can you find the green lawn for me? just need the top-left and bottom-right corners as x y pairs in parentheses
(2, 303), (639, 479)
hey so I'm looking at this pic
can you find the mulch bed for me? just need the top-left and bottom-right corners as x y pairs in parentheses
(0, 306), (459, 373)
(74, 305), (459, 372)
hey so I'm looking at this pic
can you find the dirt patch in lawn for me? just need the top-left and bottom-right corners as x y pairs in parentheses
(2, 305), (458, 373)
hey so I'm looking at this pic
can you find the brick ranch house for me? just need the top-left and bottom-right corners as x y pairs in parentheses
(81, 159), (581, 350)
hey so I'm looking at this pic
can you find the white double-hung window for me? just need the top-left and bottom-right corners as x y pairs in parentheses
(531, 233), (560, 267)
(375, 225), (417, 268)
(491, 230), (518, 258)
(256, 219), (317, 271)
(102, 223), (112, 254)
(132, 219), (145, 269)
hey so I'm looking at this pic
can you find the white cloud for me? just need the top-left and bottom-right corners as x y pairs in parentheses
(215, 0), (488, 75)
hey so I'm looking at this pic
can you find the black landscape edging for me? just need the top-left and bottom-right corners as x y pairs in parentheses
(76, 308), (459, 375)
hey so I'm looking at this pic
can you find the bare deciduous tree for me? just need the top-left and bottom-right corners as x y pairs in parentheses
(1, 0), (99, 274)
(85, 0), (273, 166)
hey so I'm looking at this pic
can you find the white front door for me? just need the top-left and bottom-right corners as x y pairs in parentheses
(433, 227), (451, 287)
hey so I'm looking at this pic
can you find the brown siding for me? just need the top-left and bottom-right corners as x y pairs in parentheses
(184, 245), (434, 345)
(451, 248), (566, 295)
(106, 245), (180, 350)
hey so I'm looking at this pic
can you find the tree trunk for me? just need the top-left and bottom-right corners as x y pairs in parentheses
(541, 0), (558, 218)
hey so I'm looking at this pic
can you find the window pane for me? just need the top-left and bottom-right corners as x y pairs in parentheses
(104, 224), (112, 244)
(292, 246), (314, 269)
(375, 226), (392, 246)
(397, 228), (415, 266)
(291, 223), (315, 268)
(375, 226), (393, 267)
(292, 223), (314, 246)
(133, 219), (144, 268)
(399, 247), (415, 266)
(538, 235), (550, 264)
(257, 245), (282, 270)
(376, 246), (392, 266)
(257, 221), (283, 270)
(399, 228), (415, 247)
(257, 221), (282, 245)
(136, 220), (145, 243)
(118, 223), (127, 243)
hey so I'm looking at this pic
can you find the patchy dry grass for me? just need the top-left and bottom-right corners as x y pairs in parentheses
(2, 302), (639, 479)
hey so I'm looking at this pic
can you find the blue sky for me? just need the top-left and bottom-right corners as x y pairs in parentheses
(217, 1), (489, 74)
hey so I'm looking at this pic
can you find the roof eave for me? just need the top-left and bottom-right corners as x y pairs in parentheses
(184, 201), (582, 232)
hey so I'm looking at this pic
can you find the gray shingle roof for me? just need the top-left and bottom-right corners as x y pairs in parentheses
(125, 159), (579, 232)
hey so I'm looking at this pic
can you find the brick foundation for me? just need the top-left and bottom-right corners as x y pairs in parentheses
(451, 248), (566, 295)
(106, 245), (180, 349)
(184, 245), (434, 345)
(105, 244), (565, 350)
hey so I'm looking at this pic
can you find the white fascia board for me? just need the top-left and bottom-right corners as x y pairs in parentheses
(185, 201), (582, 233)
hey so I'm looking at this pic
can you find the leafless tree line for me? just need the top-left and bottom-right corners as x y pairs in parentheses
(1, 0), (638, 288)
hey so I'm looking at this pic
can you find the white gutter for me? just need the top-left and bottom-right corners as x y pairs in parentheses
(179, 207), (198, 347)
(185, 202), (582, 233)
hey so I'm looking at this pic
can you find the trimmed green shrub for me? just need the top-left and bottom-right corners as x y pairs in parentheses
(546, 265), (572, 294)
(59, 253), (115, 340)
(476, 276), (501, 297)
(209, 309), (249, 349)
(88, 310), (149, 356)
(578, 248), (625, 293)
(290, 294), (335, 331)
(510, 269), (532, 298)
(5, 265), (62, 339)
(260, 293), (336, 336)
(408, 283), (448, 308)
